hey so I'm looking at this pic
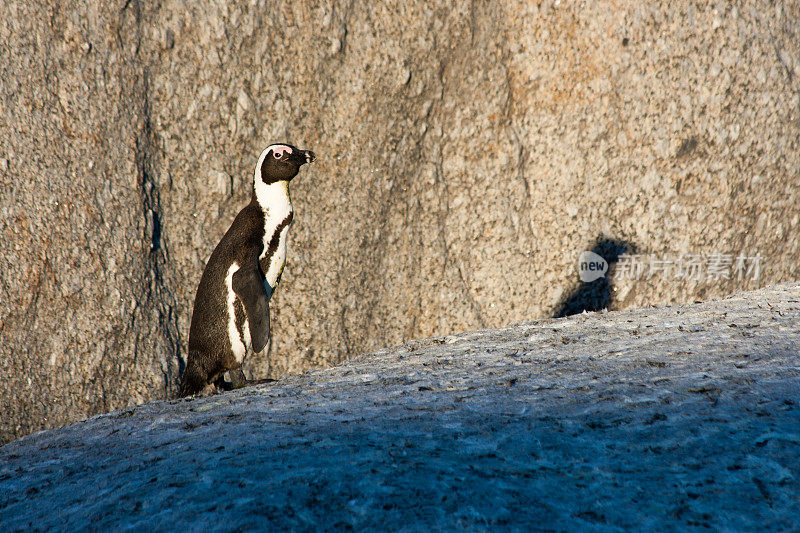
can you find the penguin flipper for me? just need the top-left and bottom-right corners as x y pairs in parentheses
(232, 266), (270, 353)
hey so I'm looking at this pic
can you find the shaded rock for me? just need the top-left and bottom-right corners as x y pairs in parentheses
(1, 1), (799, 443)
(1, 283), (799, 530)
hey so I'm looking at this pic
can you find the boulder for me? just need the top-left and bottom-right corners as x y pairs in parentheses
(1, 283), (798, 529)
(1, 1), (798, 442)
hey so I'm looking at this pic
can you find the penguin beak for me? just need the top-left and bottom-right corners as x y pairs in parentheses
(290, 149), (315, 166)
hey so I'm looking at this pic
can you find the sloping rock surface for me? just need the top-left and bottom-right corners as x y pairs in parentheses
(1, 284), (798, 530)
(2, 0), (799, 443)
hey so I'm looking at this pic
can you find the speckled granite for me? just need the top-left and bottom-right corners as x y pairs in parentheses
(1, 283), (798, 530)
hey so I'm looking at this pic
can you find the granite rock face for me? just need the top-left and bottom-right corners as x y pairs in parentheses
(0, 2), (181, 443)
(1, 1), (799, 442)
(1, 284), (798, 529)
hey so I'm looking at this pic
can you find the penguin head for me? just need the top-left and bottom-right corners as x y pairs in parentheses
(256, 143), (316, 184)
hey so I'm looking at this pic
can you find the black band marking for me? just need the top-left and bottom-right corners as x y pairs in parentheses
(262, 212), (294, 273)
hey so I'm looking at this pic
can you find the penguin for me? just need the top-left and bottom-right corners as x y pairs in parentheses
(179, 143), (316, 397)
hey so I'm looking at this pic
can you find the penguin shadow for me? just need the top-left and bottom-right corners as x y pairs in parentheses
(553, 237), (635, 318)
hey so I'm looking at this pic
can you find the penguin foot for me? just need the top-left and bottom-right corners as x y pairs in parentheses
(217, 369), (248, 391)
(189, 383), (218, 398)
(207, 371), (277, 393)
(176, 383), (217, 400)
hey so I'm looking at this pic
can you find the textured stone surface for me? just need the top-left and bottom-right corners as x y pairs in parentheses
(1, 283), (799, 530)
(0, 2), (181, 444)
(1, 1), (799, 442)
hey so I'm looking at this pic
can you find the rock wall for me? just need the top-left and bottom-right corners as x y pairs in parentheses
(0, 2), (181, 443)
(1, 0), (799, 442)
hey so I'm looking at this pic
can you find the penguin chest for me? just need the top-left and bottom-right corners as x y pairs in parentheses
(264, 224), (290, 288)
(259, 208), (293, 291)
(224, 263), (250, 363)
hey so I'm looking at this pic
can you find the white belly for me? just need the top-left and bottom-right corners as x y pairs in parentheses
(264, 225), (290, 288)
(255, 179), (293, 290)
(225, 263), (249, 363)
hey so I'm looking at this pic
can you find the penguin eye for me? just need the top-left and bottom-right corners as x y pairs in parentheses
(273, 151), (282, 159)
